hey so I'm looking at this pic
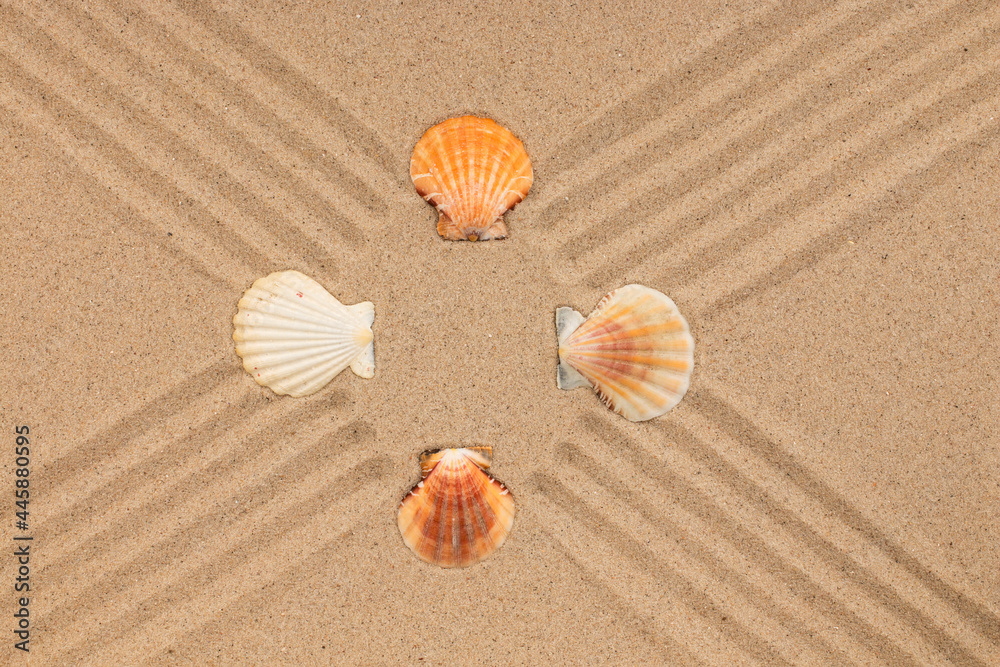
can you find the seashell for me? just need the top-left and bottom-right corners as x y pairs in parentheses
(411, 115), (532, 241)
(397, 447), (516, 568)
(556, 284), (694, 422)
(233, 270), (375, 397)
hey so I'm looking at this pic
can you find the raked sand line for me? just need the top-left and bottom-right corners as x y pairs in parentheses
(535, 0), (878, 219)
(632, 402), (992, 663)
(690, 389), (1000, 649)
(35, 0), (383, 239)
(632, 34), (1000, 298)
(34, 361), (238, 495)
(0, 71), (268, 285)
(2, 4), (353, 274)
(575, 1), (995, 289)
(94, 0), (397, 218)
(548, 410), (915, 663)
(537, 0), (808, 186)
(169, 0), (404, 188)
(52, 453), (393, 664)
(531, 471), (792, 665)
(41, 392), (346, 582)
(38, 419), (381, 644)
(553, 440), (860, 663)
(692, 109), (999, 321)
(0, 102), (230, 286)
(568, 0), (984, 276)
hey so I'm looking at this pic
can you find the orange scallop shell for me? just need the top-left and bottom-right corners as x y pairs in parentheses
(410, 116), (532, 241)
(557, 285), (694, 422)
(397, 447), (516, 568)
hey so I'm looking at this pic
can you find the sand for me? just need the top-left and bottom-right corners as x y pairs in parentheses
(2, 0), (998, 663)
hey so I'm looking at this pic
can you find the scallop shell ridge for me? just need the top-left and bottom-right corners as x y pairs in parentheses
(397, 447), (516, 568)
(232, 270), (375, 397)
(411, 116), (532, 241)
(557, 284), (694, 421)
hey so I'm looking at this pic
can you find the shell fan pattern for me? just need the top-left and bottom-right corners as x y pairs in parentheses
(411, 116), (533, 241)
(397, 447), (516, 568)
(233, 270), (375, 397)
(557, 284), (694, 422)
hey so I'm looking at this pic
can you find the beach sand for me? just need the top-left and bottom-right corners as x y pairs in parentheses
(3, 0), (998, 663)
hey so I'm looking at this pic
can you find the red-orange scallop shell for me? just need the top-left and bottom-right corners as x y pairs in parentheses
(397, 447), (516, 568)
(410, 116), (532, 241)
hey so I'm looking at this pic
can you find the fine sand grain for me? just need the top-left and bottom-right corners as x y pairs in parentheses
(3, 0), (998, 664)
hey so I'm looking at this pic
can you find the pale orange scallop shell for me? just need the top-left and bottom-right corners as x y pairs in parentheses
(410, 116), (533, 241)
(557, 284), (694, 422)
(397, 447), (516, 568)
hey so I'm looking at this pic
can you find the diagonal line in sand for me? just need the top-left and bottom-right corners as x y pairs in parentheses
(640, 403), (994, 662)
(40, 0), (394, 228)
(698, 128), (997, 320)
(575, 408), (992, 663)
(0, 54), (276, 280)
(551, 0), (965, 237)
(39, 392), (346, 581)
(1, 5), (354, 276)
(0, 78), (276, 285)
(576, 1), (995, 289)
(167, 0), (405, 189)
(635, 51), (1000, 300)
(141, 526), (381, 662)
(531, 471), (794, 665)
(50, 447), (394, 664)
(540, 531), (709, 665)
(552, 439), (895, 663)
(537, 0), (796, 184)
(0, 102), (233, 287)
(535, 0), (873, 210)
(34, 360), (238, 489)
(694, 111), (999, 319)
(35, 387), (315, 576)
(104, 0), (398, 219)
(36, 418), (382, 637)
(689, 389), (1000, 649)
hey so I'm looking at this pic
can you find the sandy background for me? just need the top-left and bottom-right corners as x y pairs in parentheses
(2, 0), (999, 664)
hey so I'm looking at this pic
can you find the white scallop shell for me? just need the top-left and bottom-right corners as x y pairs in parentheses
(556, 284), (694, 421)
(233, 271), (375, 397)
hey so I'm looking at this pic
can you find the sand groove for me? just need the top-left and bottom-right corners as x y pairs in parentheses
(690, 389), (1000, 649)
(532, 472), (794, 665)
(0, 104), (230, 286)
(541, 536), (708, 665)
(559, 2), (995, 289)
(37, 389), (344, 582)
(167, 0), (403, 187)
(565, 408), (996, 663)
(0, 58), (273, 283)
(35, 361), (238, 489)
(538, 0), (876, 223)
(553, 440), (881, 664)
(697, 117), (998, 319)
(538, 0), (826, 184)
(40, 0), (387, 232)
(59, 452), (393, 664)
(653, 43), (1000, 302)
(587, 2), (990, 276)
(543, 415), (919, 663)
(571, 399), (1000, 663)
(107, 0), (397, 218)
(39, 421), (386, 661)
(3, 2), (351, 275)
(0, 63), (269, 285)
